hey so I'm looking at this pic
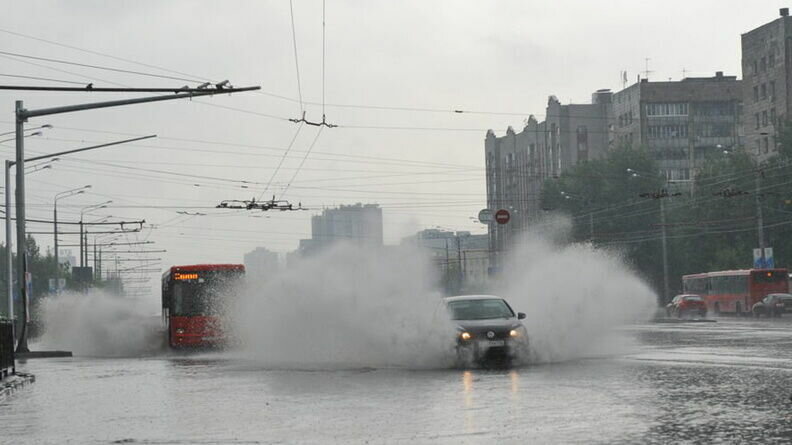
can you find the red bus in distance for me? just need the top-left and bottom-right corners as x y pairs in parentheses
(682, 268), (789, 315)
(161, 264), (245, 348)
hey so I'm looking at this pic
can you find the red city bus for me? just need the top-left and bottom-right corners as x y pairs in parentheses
(161, 264), (245, 348)
(682, 268), (789, 315)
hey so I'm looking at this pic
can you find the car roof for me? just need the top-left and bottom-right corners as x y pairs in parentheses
(675, 294), (701, 298)
(767, 293), (792, 298)
(443, 294), (505, 302)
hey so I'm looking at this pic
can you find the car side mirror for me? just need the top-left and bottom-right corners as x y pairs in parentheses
(517, 312), (526, 320)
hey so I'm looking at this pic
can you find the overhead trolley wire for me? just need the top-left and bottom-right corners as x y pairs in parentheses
(280, 126), (324, 199)
(0, 49), (206, 84)
(289, 0), (304, 112)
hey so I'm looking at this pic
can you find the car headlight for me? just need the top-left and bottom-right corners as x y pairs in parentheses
(460, 331), (472, 341)
(509, 329), (520, 338)
(175, 328), (185, 334)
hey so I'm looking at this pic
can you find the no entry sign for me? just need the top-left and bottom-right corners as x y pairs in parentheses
(495, 209), (510, 225)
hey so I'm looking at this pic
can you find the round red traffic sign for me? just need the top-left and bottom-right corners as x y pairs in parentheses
(495, 209), (510, 225)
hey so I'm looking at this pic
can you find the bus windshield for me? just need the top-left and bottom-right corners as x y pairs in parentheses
(751, 270), (786, 283)
(170, 270), (242, 316)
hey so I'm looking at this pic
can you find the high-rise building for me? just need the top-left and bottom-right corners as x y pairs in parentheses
(243, 247), (280, 279)
(309, 203), (383, 250)
(741, 8), (792, 161)
(611, 73), (742, 182)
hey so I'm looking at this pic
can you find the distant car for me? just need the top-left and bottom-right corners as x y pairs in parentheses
(443, 295), (529, 366)
(666, 294), (707, 318)
(752, 293), (792, 317)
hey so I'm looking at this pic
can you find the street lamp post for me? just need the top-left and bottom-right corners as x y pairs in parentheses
(54, 186), (91, 286)
(80, 202), (111, 270)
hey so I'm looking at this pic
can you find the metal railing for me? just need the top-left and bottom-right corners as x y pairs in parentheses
(0, 320), (13, 380)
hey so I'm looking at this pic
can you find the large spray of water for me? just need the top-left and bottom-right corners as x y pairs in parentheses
(495, 216), (657, 363)
(37, 290), (163, 357)
(230, 243), (456, 369)
(36, 217), (656, 366)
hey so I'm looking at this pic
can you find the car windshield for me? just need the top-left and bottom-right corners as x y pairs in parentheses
(682, 296), (703, 301)
(770, 294), (792, 301)
(447, 298), (514, 320)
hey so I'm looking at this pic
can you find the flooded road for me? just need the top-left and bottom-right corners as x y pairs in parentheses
(3, 318), (792, 444)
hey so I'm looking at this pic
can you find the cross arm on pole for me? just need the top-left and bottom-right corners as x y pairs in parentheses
(18, 86), (260, 120)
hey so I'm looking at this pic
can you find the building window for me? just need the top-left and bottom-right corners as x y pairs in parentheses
(770, 53), (776, 67)
(648, 124), (689, 138)
(754, 86), (759, 102)
(761, 57), (767, 72)
(771, 108), (777, 126)
(576, 126), (589, 162)
(756, 140), (761, 154)
(763, 137), (769, 153)
(646, 103), (688, 116)
(753, 60), (759, 73)
(755, 113), (761, 129)
(696, 123), (733, 137)
(761, 84), (767, 100)
(770, 81), (776, 101)
(763, 110), (769, 127)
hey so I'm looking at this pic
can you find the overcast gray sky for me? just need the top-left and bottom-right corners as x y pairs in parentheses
(0, 1), (785, 285)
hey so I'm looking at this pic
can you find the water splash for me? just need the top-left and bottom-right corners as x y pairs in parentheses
(495, 216), (657, 363)
(230, 243), (455, 369)
(37, 290), (163, 357)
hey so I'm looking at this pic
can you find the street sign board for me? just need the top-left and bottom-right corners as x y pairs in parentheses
(753, 247), (775, 268)
(495, 209), (510, 225)
(72, 266), (93, 282)
(765, 247), (775, 268)
(478, 208), (493, 224)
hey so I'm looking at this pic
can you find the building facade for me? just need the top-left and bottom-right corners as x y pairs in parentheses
(309, 203), (383, 251)
(741, 8), (792, 161)
(485, 91), (612, 256)
(243, 247), (280, 280)
(611, 73), (743, 182)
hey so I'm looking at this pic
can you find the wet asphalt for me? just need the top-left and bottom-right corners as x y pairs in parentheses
(3, 317), (792, 444)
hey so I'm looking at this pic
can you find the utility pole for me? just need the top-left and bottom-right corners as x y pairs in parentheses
(660, 198), (671, 304)
(589, 212), (594, 240)
(639, 186), (680, 305)
(755, 172), (765, 250)
(79, 220), (84, 268)
(445, 238), (450, 294)
(456, 234), (463, 288)
(14, 101), (28, 351)
(4, 160), (11, 324)
(93, 241), (97, 282)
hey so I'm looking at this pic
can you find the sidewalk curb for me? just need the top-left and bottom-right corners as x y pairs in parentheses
(0, 372), (35, 400)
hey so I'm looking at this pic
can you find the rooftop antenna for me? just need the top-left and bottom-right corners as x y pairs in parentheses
(643, 58), (653, 81)
(682, 67), (688, 79)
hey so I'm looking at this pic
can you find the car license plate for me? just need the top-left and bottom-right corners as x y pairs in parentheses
(480, 340), (505, 348)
